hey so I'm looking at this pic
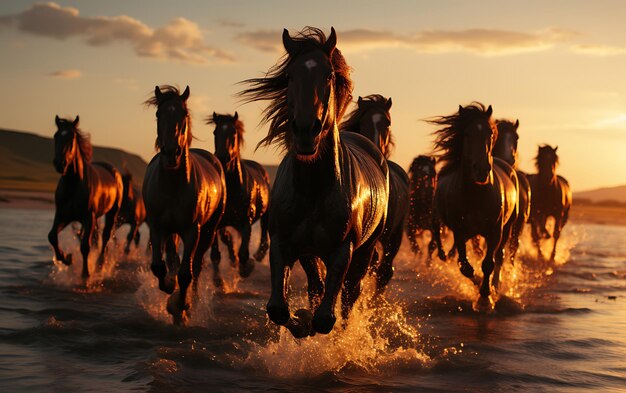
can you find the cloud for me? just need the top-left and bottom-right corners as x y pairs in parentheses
(572, 44), (626, 56)
(48, 69), (81, 79)
(236, 27), (575, 56)
(217, 18), (245, 28)
(0, 2), (234, 64)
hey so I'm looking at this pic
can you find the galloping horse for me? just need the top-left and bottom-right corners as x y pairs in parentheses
(207, 112), (270, 285)
(494, 119), (531, 264)
(143, 85), (226, 324)
(430, 103), (518, 300)
(117, 169), (146, 254)
(239, 27), (389, 336)
(48, 115), (123, 278)
(527, 145), (572, 262)
(406, 155), (438, 259)
(340, 94), (408, 293)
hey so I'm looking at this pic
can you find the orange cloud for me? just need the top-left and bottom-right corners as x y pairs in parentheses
(0, 2), (234, 64)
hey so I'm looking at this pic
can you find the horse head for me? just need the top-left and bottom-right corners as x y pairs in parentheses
(460, 104), (496, 185)
(151, 85), (191, 170)
(53, 115), (80, 175)
(494, 119), (520, 167)
(355, 95), (393, 158)
(209, 111), (242, 168)
(536, 144), (559, 179)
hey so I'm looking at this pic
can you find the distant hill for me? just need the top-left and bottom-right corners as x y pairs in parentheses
(0, 129), (147, 192)
(574, 185), (626, 204)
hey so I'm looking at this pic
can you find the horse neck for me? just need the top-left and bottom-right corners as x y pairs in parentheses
(538, 165), (556, 185)
(159, 147), (191, 187)
(64, 144), (87, 182)
(224, 154), (244, 185)
(293, 123), (341, 193)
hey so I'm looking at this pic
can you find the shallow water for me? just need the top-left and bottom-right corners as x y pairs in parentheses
(0, 207), (624, 392)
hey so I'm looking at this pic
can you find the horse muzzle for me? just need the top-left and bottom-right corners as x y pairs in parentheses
(160, 149), (182, 170)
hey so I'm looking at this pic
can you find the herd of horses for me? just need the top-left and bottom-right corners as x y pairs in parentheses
(47, 27), (573, 336)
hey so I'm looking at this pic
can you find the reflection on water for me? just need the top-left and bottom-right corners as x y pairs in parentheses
(0, 207), (625, 392)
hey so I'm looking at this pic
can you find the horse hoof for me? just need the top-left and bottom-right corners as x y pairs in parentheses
(267, 303), (290, 326)
(312, 312), (336, 334)
(473, 295), (495, 313)
(438, 251), (447, 261)
(286, 309), (314, 338)
(160, 275), (176, 295)
(81, 270), (89, 279)
(253, 245), (269, 261)
(166, 291), (189, 320)
(213, 275), (224, 289)
(239, 259), (255, 278)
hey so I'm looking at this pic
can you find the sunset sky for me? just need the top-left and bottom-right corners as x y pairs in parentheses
(2, 1), (626, 191)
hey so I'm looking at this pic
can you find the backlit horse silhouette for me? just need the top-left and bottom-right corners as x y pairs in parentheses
(431, 103), (518, 301)
(527, 145), (572, 262)
(143, 85), (226, 324)
(48, 115), (123, 278)
(239, 27), (389, 336)
(406, 155), (438, 259)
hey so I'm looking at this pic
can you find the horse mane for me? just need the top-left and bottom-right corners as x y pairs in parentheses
(340, 94), (394, 158)
(206, 113), (245, 149)
(57, 118), (93, 163)
(238, 26), (353, 151)
(429, 102), (493, 173)
(535, 144), (559, 169)
(144, 85), (193, 150)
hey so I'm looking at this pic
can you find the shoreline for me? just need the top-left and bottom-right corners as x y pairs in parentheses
(2, 188), (626, 227)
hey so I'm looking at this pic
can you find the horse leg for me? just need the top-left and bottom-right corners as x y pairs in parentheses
(167, 225), (199, 325)
(531, 219), (543, 261)
(124, 220), (137, 255)
(507, 217), (523, 265)
(431, 215), (446, 261)
(427, 230), (438, 264)
(162, 235), (179, 294)
(193, 215), (221, 294)
(220, 229), (238, 267)
(253, 212), (270, 261)
(149, 227), (167, 292)
(550, 217), (563, 263)
(210, 237), (224, 288)
(492, 219), (513, 292)
(454, 232), (473, 279)
(80, 213), (95, 278)
(375, 229), (402, 294)
(48, 216), (70, 265)
(300, 256), (324, 311)
(480, 228), (502, 298)
(237, 224), (255, 278)
(341, 244), (374, 324)
(407, 222), (420, 255)
(313, 241), (353, 334)
(97, 209), (117, 269)
(266, 236), (294, 326)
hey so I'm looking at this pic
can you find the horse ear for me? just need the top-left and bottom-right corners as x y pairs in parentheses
(430, 156), (436, 165)
(554, 146), (558, 152)
(386, 97), (393, 110)
(282, 28), (297, 55)
(324, 27), (337, 56)
(458, 105), (463, 112)
(233, 111), (239, 122)
(181, 86), (190, 101)
(486, 105), (493, 117)
(155, 86), (163, 101)
(515, 119), (519, 129)
(357, 96), (363, 106)
(73, 115), (80, 127)
(55, 115), (61, 127)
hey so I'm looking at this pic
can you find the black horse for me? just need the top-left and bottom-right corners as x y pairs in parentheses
(143, 85), (226, 324)
(207, 112), (270, 285)
(527, 145), (572, 262)
(48, 115), (123, 278)
(239, 27), (389, 336)
(117, 169), (146, 255)
(340, 94), (408, 293)
(430, 103), (518, 302)
(494, 119), (531, 264)
(406, 155), (438, 259)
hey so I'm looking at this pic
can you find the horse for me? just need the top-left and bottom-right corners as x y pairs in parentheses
(239, 27), (389, 337)
(430, 103), (518, 302)
(48, 115), (123, 278)
(494, 119), (531, 264)
(117, 169), (146, 255)
(406, 155), (438, 259)
(527, 145), (572, 262)
(339, 94), (408, 293)
(143, 85), (226, 324)
(207, 112), (270, 285)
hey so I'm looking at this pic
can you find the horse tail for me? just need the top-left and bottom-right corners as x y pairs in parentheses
(96, 162), (124, 210)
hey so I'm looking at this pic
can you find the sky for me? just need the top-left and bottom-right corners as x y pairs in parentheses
(1, 1), (626, 192)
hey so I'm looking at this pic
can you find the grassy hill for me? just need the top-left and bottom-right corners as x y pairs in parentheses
(574, 185), (626, 204)
(0, 129), (147, 192)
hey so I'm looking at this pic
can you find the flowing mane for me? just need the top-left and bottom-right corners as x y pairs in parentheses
(57, 118), (93, 163)
(144, 85), (193, 150)
(340, 94), (394, 158)
(430, 102), (494, 173)
(206, 113), (245, 149)
(238, 27), (353, 151)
